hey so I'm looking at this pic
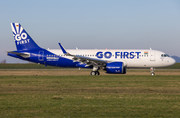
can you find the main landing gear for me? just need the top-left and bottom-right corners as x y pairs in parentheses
(90, 66), (100, 75)
(150, 67), (155, 76)
(91, 71), (100, 75)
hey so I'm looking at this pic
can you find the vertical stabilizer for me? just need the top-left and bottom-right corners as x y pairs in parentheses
(11, 23), (41, 50)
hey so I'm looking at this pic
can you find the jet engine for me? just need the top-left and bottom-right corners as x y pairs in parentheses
(106, 62), (126, 74)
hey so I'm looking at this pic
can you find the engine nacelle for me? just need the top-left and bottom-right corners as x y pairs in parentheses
(106, 62), (126, 74)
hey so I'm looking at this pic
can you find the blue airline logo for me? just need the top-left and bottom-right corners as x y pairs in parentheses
(11, 23), (30, 45)
(96, 51), (141, 59)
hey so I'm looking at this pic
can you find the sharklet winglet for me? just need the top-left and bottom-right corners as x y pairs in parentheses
(58, 43), (67, 54)
(58, 43), (73, 56)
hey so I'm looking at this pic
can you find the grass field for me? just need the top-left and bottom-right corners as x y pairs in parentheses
(0, 75), (180, 118)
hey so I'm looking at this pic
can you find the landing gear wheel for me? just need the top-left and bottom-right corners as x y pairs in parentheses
(91, 71), (100, 75)
(91, 71), (96, 75)
(96, 71), (100, 75)
(151, 72), (155, 76)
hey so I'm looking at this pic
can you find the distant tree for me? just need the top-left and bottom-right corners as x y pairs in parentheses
(1, 59), (6, 64)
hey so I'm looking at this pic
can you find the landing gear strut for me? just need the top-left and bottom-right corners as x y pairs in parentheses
(150, 67), (155, 75)
(90, 66), (100, 75)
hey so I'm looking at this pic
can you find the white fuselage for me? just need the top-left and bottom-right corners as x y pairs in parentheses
(48, 49), (176, 68)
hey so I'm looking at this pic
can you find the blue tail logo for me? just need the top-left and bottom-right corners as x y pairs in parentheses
(11, 23), (40, 51)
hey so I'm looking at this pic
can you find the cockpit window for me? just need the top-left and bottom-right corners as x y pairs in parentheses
(161, 54), (170, 57)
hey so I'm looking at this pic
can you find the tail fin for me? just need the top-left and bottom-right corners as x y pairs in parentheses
(10, 23), (41, 51)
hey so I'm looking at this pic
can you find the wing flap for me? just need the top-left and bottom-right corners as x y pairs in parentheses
(58, 43), (107, 67)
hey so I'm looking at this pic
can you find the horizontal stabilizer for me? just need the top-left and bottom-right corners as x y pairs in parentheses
(7, 51), (30, 58)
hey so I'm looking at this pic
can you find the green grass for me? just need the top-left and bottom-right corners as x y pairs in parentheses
(0, 75), (180, 117)
(0, 63), (180, 69)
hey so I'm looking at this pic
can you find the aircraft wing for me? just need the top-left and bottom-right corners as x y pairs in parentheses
(7, 51), (30, 58)
(59, 43), (108, 67)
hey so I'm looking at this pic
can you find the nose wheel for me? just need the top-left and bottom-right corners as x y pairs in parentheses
(91, 71), (100, 75)
(151, 72), (155, 76)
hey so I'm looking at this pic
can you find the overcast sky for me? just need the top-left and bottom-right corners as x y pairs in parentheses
(0, 0), (180, 63)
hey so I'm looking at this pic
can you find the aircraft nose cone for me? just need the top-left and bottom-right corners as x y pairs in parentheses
(170, 58), (176, 65)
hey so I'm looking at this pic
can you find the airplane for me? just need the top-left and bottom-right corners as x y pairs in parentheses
(7, 23), (176, 75)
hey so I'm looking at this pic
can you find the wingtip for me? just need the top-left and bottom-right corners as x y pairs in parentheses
(58, 43), (67, 54)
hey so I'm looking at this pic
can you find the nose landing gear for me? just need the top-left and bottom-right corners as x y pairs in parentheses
(150, 67), (155, 75)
